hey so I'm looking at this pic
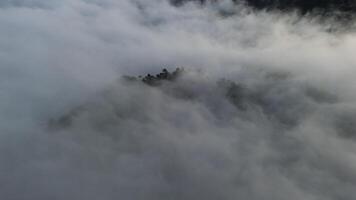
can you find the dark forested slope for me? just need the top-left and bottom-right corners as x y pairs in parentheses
(171, 0), (356, 13)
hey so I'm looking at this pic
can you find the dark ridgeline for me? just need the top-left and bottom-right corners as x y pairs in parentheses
(170, 0), (356, 13)
(246, 0), (356, 13)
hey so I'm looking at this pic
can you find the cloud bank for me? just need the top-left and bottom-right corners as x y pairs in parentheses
(1, 0), (356, 199)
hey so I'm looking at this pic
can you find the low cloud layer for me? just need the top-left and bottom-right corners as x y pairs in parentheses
(1, 0), (356, 200)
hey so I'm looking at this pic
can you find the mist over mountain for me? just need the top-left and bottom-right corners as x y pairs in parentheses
(1, 0), (356, 200)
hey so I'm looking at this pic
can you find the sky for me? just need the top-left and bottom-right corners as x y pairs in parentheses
(1, 0), (356, 199)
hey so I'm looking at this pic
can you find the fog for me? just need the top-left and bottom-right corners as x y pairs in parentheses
(1, 0), (356, 199)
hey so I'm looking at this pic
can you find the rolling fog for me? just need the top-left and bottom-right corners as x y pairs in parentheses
(1, 0), (356, 199)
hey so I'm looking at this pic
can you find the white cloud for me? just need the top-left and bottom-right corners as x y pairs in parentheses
(1, 0), (356, 199)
